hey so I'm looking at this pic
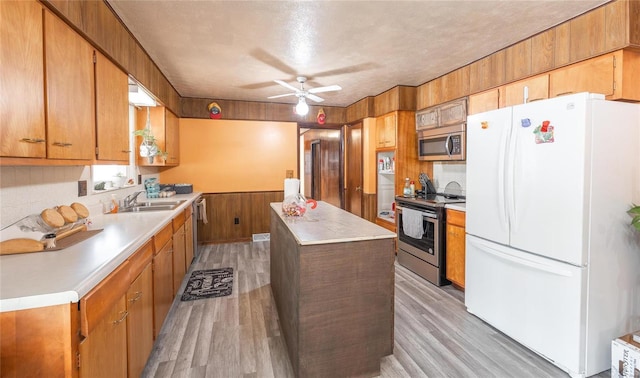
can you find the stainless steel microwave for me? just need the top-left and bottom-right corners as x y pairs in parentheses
(417, 123), (465, 161)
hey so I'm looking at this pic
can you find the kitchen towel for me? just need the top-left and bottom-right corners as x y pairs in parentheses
(402, 208), (424, 239)
(284, 178), (300, 198)
(197, 198), (208, 224)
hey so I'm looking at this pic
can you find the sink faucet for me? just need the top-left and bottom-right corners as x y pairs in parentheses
(123, 190), (146, 208)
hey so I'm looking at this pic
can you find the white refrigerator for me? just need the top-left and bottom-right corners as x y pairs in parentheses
(465, 92), (640, 378)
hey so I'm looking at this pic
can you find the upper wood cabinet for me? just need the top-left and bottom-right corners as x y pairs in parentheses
(468, 88), (503, 115)
(44, 10), (95, 160)
(375, 112), (396, 149)
(549, 50), (640, 100)
(136, 106), (180, 166)
(469, 50), (506, 94)
(95, 51), (129, 162)
(0, 1), (46, 158)
(504, 75), (549, 107)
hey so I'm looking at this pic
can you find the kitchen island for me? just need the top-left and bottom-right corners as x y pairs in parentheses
(269, 201), (396, 377)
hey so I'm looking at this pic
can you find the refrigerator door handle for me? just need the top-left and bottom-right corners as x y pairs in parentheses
(480, 243), (574, 277)
(498, 123), (510, 227)
(505, 122), (518, 233)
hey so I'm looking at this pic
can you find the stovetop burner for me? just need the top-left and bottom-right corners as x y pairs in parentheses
(396, 193), (465, 208)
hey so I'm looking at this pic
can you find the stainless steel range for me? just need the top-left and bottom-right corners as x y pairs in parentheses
(395, 194), (465, 286)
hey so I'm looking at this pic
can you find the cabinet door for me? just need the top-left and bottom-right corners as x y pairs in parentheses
(504, 75), (549, 107)
(172, 224), (186, 295)
(375, 116), (386, 148)
(445, 210), (466, 288)
(165, 109), (180, 166)
(126, 264), (154, 378)
(44, 11), (95, 160)
(185, 215), (194, 269)
(0, 0), (46, 158)
(549, 53), (615, 98)
(468, 88), (502, 115)
(79, 296), (127, 378)
(95, 52), (129, 162)
(153, 240), (173, 338)
(383, 113), (396, 148)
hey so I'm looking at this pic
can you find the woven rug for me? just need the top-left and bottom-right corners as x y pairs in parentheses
(181, 268), (234, 301)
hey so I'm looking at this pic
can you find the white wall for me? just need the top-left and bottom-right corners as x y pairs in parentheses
(0, 165), (158, 229)
(432, 161), (466, 195)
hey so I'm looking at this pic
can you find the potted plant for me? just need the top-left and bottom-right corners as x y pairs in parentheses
(133, 127), (159, 164)
(630, 204), (640, 232)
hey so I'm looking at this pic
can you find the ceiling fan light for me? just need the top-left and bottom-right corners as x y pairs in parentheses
(295, 98), (309, 116)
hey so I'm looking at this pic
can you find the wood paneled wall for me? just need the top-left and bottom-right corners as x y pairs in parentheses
(41, 0), (180, 114)
(197, 191), (284, 244)
(346, 97), (375, 123)
(180, 97), (347, 123)
(373, 86), (417, 117)
(416, 0), (640, 110)
(362, 193), (377, 223)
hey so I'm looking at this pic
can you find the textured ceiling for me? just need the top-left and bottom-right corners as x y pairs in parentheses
(108, 0), (607, 108)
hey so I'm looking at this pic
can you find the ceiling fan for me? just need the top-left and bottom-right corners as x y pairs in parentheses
(268, 76), (342, 115)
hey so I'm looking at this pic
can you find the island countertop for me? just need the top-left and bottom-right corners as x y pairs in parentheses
(270, 201), (396, 245)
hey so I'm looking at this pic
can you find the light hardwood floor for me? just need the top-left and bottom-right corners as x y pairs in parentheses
(143, 241), (611, 378)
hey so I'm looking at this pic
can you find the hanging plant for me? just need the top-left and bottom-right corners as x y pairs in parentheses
(133, 108), (166, 164)
(629, 204), (640, 232)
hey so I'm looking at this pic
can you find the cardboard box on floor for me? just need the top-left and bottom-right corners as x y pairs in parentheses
(612, 332), (640, 378)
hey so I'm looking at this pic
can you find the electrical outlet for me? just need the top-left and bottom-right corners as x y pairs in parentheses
(234, 217), (240, 225)
(78, 180), (87, 197)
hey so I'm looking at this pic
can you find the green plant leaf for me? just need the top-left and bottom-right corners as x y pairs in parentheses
(632, 215), (640, 231)
(628, 204), (640, 215)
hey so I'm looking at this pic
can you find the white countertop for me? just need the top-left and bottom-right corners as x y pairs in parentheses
(271, 201), (396, 246)
(0, 192), (201, 312)
(445, 203), (466, 212)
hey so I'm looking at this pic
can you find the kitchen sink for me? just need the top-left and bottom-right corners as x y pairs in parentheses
(118, 200), (187, 213)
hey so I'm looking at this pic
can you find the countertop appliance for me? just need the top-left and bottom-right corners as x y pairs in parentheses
(395, 194), (465, 286)
(465, 93), (640, 377)
(416, 98), (466, 161)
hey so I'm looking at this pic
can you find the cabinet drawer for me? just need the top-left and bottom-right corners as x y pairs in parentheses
(153, 222), (173, 253)
(128, 240), (153, 282)
(446, 209), (466, 227)
(80, 260), (130, 337)
(172, 210), (186, 231)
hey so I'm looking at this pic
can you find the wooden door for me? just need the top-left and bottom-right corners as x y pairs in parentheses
(0, 0), (46, 158)
(346, 123), (363, 217)
(44, 10), (95, 160)
(95, 51), (129, 161)
(126, 264), (153, 378)
(153, 240), (173, 338)
(79, 296), (127, 378)
(172, 224), (186, 294)
(311, 141), (321, 200)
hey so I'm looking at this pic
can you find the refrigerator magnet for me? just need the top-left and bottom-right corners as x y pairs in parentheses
(521, 118), (531, 128)
(481, 121), (489, 129)
(533, 121), (555, 144)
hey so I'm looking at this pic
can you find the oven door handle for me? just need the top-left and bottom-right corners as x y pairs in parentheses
(398, 207), (437, 219)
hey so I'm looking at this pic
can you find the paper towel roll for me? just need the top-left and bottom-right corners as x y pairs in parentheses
(284, 178), (300, 198)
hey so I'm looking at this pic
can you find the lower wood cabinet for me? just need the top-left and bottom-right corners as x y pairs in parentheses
(445, 209), (466, 289)
(153, 238), (174, 338)
(172, 223), (186, 294)
(185, 213), (194, 269)
(79, 295), (128, 378)
(126, 259), (154, 378)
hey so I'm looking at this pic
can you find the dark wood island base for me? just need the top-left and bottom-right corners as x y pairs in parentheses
(270, 202), (396, 377)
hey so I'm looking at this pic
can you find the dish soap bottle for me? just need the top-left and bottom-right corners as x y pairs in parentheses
(403, 178), (412, 197)
(109, 194), (119, 214)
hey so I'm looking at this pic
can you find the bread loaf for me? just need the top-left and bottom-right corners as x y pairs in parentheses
(57, 205), (78, 223)
(70, 202), (90, 219)
(41, 208), (65, 228)
(0, 238), (45, 255)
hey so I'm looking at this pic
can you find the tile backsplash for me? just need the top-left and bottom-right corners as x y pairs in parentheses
(0, 165), (158, 229)
(432, 162), (466, 195)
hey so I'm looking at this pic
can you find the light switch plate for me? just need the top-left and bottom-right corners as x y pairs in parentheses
(78, 180), (87, 197)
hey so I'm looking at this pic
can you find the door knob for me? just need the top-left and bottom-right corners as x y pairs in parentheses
(356, 186), (362, 191)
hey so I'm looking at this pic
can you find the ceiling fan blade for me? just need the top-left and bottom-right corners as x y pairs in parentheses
(308, 85), (342, 94)
(267, 93), (296, 99)
(274, 80), (299, 92)
(306, 94), (325, 103)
